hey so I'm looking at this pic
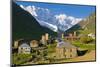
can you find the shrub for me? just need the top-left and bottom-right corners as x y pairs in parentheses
(12, 54), (32, 65)
(80, 36), (94, 44)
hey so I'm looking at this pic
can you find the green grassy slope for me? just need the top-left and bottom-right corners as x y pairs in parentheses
(65, 12), (96, 35)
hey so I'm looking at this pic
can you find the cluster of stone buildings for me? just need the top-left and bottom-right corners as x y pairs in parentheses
(13, 33), (49, 54)
(14, 40), (38, 54)
(13, 32), (78, 59)
(61, 31), (80, 41)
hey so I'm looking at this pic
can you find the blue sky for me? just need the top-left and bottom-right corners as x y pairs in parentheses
(16, 1), (96, 18)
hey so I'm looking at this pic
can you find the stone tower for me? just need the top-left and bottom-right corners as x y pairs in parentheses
(45, 33), (49, 41)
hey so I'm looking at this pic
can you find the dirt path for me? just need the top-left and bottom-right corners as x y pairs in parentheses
(73, 50), (95, 61)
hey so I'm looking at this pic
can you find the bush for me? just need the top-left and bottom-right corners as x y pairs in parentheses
(80, 36), (94, 44)
(72, 41), (95, 50)
(12, 54), (32, 65)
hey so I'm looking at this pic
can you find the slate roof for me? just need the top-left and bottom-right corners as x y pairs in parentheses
(19, 43), (30, 48)
(57, 41), (76, 48)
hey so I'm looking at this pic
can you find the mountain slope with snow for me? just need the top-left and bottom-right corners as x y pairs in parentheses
(12, 2), (57, 40)
(19, 4), (82, 32)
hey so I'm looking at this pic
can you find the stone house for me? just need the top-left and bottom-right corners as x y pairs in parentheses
(14, 39), (23, 48)
(66, 32), (79, 41)
(88, 33), (95, 39)
(18, 43), (31, 54)
(41, 35), (46, 45)
(55, 41), (77, 59)
(30, 40), (38, 48)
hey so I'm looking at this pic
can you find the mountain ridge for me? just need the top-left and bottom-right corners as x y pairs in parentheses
(65, 12), (96, 35)
(12, 2), (57, 41)
(19, 4), (82, 32)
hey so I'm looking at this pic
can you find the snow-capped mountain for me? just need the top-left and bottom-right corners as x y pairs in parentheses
(20, 5), (82, 32)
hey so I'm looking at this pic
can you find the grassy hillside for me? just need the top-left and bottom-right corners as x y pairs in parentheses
(78, 12), (96, 34)
(65, 12), (96, 35)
